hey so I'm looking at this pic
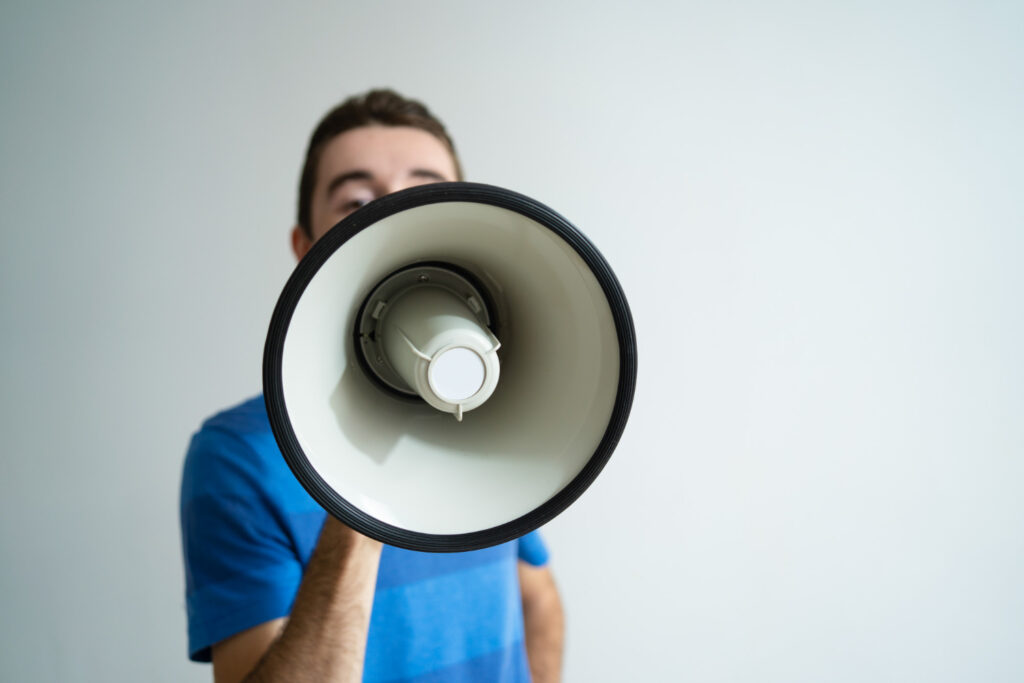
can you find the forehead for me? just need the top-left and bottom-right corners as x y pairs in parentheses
(316, 125), (457, 185)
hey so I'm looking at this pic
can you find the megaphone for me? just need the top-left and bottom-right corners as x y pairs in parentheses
(264, 182), (636, 552)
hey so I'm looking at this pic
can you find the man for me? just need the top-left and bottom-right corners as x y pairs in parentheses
(180, 90), (564, 683)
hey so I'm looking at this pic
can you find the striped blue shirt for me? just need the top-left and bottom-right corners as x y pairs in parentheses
(180, 396), (547, 681)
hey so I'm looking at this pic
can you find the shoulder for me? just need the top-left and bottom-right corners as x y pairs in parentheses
(196, 395), (274, 457)
(181, 395), (299, 502)
(517, 530), (550, 566)
(180, 395), (322, 560)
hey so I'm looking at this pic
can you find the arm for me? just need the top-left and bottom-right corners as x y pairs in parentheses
(211, 518), (382, 683)
(518, 562), (565, 683)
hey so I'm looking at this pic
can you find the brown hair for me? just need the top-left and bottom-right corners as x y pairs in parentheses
(296, 89), (462, 237)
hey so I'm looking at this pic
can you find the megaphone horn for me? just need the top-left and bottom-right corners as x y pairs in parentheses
(264, 182), (637, 552)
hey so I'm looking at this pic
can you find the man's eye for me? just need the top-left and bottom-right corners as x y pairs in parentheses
(341, 198), (369, 212)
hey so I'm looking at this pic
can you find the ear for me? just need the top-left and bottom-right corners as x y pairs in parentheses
(291, 225), (313, 262)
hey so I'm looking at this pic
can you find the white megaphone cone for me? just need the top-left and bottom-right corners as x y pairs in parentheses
(264, 182), (636, 552)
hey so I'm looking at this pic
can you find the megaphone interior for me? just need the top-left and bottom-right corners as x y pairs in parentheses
(264, 182), (637, 552)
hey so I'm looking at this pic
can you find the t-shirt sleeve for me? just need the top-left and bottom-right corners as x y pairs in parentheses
(180, 427), (304, 662)
(516, 530), (550, 567)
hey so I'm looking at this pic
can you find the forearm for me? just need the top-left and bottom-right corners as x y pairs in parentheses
(520, 565), (565, 683)
(243, 518), (382, 683)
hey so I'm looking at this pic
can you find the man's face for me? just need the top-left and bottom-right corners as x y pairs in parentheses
(292, 125), (459, 260)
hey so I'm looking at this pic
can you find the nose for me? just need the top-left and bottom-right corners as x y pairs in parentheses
(383, 180), (413, 196)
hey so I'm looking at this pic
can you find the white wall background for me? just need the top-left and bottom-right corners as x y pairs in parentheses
(2, 1), (1021, 681)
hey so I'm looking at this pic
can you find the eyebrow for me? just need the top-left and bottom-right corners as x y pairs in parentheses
(408, 168), (450, 183)
(325, 170), (373, 199)
(325, 168), (451, 199)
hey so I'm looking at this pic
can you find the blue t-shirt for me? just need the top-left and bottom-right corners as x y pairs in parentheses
(180, 396), (548, 682)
